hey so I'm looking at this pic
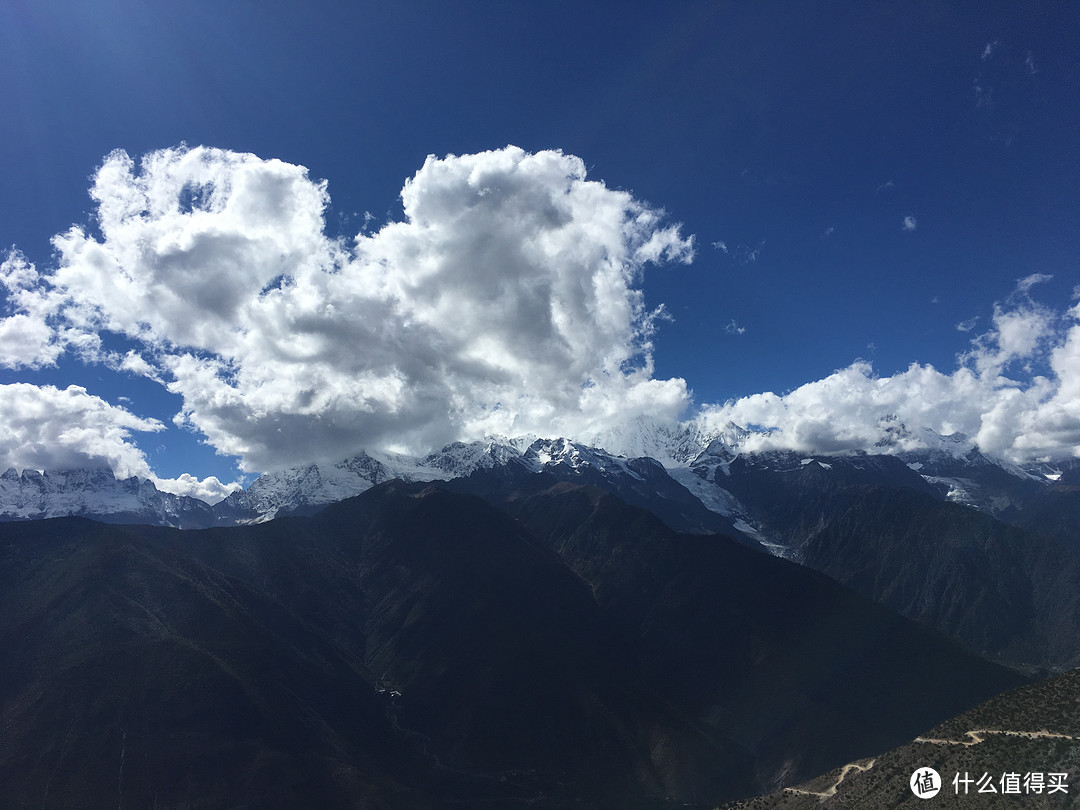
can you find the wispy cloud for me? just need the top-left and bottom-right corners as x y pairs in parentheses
(1025, 51), (1038, 76)
(1017, 273), (1053, 294)
(739, 241), (764, 264)
(956, 317), (980, 333)
(725, 320), (746, 336)
(981, 40), (999, 60)
(714, 240), (764, 265)
(902, 215), (918, 232)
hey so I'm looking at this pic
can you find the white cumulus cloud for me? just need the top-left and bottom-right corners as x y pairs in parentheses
(3, 145), (694, 474)
(9, 145), (1080, 483)
(153, 472), (240, 503)
(0, 383), (240, 502)
(698, 280), (1080, 463)
(0, 383), (164, 477)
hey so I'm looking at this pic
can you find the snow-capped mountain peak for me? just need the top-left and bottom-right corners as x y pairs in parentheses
(523, 437), (643, 479)
(0, 466), (213, 527)
(585, 416), (718, 467)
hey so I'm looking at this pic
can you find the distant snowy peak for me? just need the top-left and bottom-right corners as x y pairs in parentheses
(0, 467), (213, 528)
(214, 452), (391, 523)
(897, 443), (1050, 515)
(215, 439), (534, 524)
(586, 417), (721, 467)
(592, 417), (798, 474)
(385, 438), (529, 480)
(523, 437), (646, 479)
(669, 415), (1075, 522)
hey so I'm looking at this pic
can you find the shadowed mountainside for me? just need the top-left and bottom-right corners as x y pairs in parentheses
(0, 480), (1027, 807)
(0, 483), (750, 809)
(450, 474), (1028, 790)
(716, 456), (1080, 671)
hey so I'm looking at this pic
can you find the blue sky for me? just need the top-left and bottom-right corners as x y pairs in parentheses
(2, 1), (1079, 497)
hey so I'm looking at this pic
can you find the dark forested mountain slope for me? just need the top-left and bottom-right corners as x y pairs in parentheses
(715, 456), (1080, 672)
(0, 480), (1027, 807)
(0, 517), (430, 809)
(451, 475), (1027, 791)
(0, 483), (753, 809)
(1010, 483), (1080, 551)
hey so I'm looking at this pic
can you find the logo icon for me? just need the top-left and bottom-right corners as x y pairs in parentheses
(911, 767), (941, 799)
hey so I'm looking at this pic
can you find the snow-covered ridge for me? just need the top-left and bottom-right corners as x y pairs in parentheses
(3, 419), (1074, 539)
(0, 467), (213, 528)
(214, 439), (534, 523)
(213, 435), (669, 524)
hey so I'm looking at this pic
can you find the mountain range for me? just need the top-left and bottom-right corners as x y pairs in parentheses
(3, 419), (1079, 805)
(5, 422), (1079, 667)
(5, 420), (1077, 537)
